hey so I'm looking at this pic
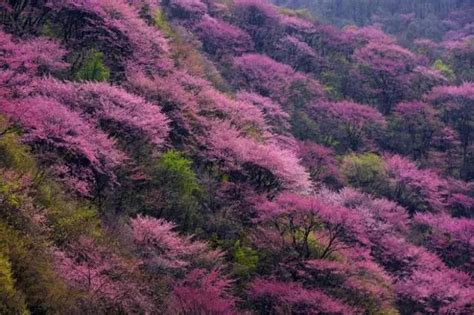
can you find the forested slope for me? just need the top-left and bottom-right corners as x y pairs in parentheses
(272, 0), (473, 47)
(0, 0), (473, 314)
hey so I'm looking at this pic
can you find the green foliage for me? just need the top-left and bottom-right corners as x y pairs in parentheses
(323, 84), (341, 100)
(232, 240), (259, 279)
(294, 228), (324, 258)
(0, 170), (43, 234)
(0, 222), (72, 314)
(291, 111), (341, 149)
(74, 49), (110, 82)
(0, 252), (29, 315)
(379, 308), (401, 315)
(154, 8), (174, 38)
(0, 254), (16, 298)
(320, 69), (346, 100)
(278, 7), (313, 20)
(153, 8), (231, 91)
(41, 21), (62, 39)
(342, 153), (386, 192)
(151, 150), (201, 230)
(0, 118), (103, 313)
(0, 118), (36, 174)
(0, 118), (101, 243)
(48, 201), (102, 243)
(0, 176), (22, 209)
(37, 179), (101, 243)
(432, 59), (455, 81)
(157, 150), (200, 198)
(171, 30), (231, 91)
(288, 81), (318, 110)
(448, 38), (474, 82)
(291, 111), (320, 142)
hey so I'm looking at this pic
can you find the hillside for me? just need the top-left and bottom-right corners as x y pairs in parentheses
(0, 0), (473, 314)
(271, 0), (473, 47)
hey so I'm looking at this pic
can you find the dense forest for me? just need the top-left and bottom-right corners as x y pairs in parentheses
(272, 0), (473, 46)
(0, 0), (472, 314)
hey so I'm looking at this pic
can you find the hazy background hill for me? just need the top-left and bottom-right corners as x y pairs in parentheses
(271, 0), (473, 46)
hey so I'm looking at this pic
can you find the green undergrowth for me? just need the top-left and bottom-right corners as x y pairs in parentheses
(0, 117), (102, 312)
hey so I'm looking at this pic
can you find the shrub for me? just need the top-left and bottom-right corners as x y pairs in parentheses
(342, 153), (387, 193)
(0, 252), (28, 314)
(232, 240), (259, 279)
(432, 59), (455, 81)
(74, 49), (110, 82)
(150, 150), (201, 230)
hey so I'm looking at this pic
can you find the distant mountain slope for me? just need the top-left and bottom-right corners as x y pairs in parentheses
(0, 0), (473, 314)
(271, 0), (473, 46)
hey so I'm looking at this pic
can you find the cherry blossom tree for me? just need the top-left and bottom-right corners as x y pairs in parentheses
(2, 68), (170, 195)
(296, 141), (343, 188)
(165, 0), (208, 19)
(386, 101), (441, 160)
(383, 155), (449, 213)
(248, 278), (354, 315)
(2, 96), (125, 195)
(47, 0), (172, 80)
(231, 0), (281, 52)
(318, 188), (410, 237)
(301, 252), (395, 313)
(273, 35), (321, 72)
(309, 100), (386, 152)
(130, 215), (221, 271)
(236, 92), (291, 135)
(195, 16), (254, 57)
(205, 122), (311, 193)
(54, 238), (152, 314)
(413, 213), (474, 272)
(195, 85), (267, 132)
(0, 30), (67, 98)
(34, 78), (170, 149)
(169, 268), (237, 315)
(231, 53), (294, 99)
(231, 53), (324, 107)
(279, 14), (316, 35)
(395, 267), (474, 314)
(346, 26), (395, 47)
(428, 127), (463, 176)
(353, 41), (419, 114)
(443, 30), (474, 82)
(255, 192), (367, 260)
(426, 83), (474, 180)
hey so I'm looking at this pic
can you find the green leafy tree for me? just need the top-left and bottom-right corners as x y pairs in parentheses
(432, 59), (455, 81)
(232, 240), (259, 279)
(151, 150), (201, 230)
(0, 222), (72, 314)
(0, 252), (28, 315)
(342, 153), (387, 193)
(154, 9), (174, 38)
(74, 49), (110, 82)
